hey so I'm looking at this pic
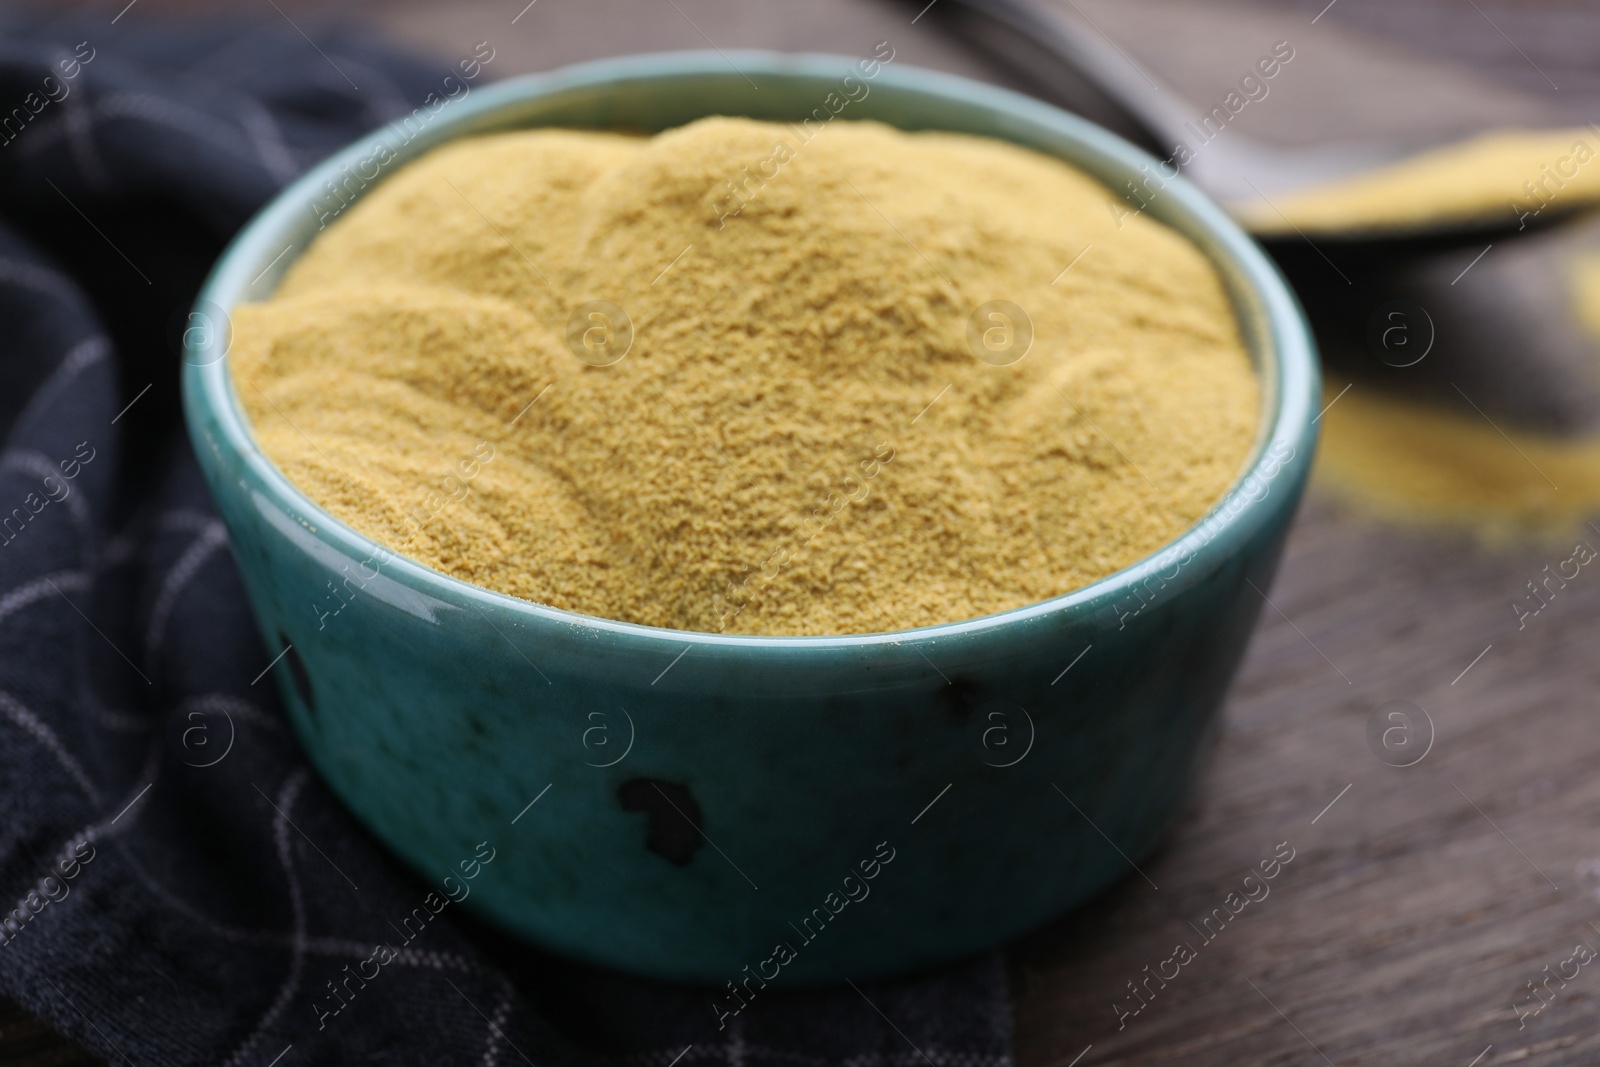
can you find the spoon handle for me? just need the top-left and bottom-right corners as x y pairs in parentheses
(932, 0), (1192, 151)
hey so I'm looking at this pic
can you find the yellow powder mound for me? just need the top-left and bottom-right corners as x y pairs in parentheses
(1237, 127), (1600, 237)
(231, 117), (1259, 636)
(1316, 383), (1600, 541)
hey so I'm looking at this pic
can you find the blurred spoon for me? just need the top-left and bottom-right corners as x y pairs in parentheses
(928, 0), (1594, 241)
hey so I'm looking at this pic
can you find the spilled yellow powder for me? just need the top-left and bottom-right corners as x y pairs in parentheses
(1237, 128), (1600, 237)
(1569, 251), (1600, 339)
(231, 117), (1259, 636)
(1316, 254), (1600, 541)
(1315, 383), (1600, 541)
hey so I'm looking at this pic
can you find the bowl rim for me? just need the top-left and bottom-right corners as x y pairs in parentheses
(182, 48), (1319, 651)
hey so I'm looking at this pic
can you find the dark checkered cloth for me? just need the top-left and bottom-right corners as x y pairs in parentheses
(0, 14), (1013, 1066)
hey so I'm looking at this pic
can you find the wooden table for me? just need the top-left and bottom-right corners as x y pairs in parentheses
(1014, 497), (1600, 1066)
(9, 1), (1600, 1064)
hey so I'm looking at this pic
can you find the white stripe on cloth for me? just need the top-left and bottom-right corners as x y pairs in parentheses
(479, 979), (514, 1067)
(235, 96), (300, 186)
(0, 450), (90, 535)
(143, 521), (228, 663)
(7, 336), (109, 435)
(95, 508), (224, 574)
(61, 91), (112, 190)
(221, 769), (310, 1067)
(22, 93), (275, 177)
(175, 693), (281, 732)
(0, 570), (89, 627)
(0, 259), (82, 309)
(0, 734), (166, 972)
(0, 691), (101, 805)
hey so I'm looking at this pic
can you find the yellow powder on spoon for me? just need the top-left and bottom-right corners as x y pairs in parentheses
(230, 117), (1259, 636)
(1237, 127), (1600, 237)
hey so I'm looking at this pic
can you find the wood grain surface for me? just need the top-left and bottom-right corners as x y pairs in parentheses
(5, 1), (1599, 1065)
(1013, 496), (1600, 1066)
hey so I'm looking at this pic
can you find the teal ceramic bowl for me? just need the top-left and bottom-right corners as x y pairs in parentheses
(182, 51), (1318, 985)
